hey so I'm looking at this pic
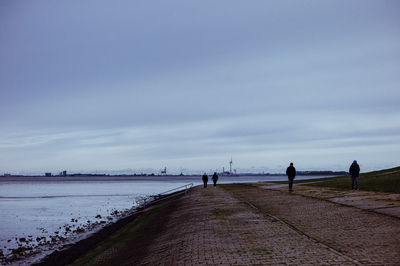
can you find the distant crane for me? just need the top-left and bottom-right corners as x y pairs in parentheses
(229, 157), (233, 175)
(161, 167), (167, 175)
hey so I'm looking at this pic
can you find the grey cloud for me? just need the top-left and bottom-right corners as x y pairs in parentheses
(1, 0), (400, 173)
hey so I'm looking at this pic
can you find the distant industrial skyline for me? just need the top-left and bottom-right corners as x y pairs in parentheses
(1, 1), (400, 174)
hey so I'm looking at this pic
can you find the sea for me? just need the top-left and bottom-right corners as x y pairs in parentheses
(0, 174), (331, 264)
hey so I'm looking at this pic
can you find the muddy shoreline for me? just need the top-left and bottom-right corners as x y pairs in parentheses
(32, 210), (143, 266)
(31, 191), (183, 266)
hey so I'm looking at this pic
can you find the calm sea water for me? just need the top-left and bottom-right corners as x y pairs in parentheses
(0, 174), (330, 264)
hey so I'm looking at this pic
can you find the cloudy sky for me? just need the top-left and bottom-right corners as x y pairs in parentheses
(1, 0), (399, 174)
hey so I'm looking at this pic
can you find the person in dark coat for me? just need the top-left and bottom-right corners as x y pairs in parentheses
(202, 173), (208, 188)
(212, 172), (219, 187)
(286, 162), (296, 192)
(349, 160), (360, 190)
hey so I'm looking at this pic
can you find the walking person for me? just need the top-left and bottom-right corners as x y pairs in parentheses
(212, 172), (219, 187)
(202, 173), (208, 188)
(349, 160), (360, 190)
(286, 162), (296, 192)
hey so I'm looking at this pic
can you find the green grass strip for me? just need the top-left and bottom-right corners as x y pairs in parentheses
(303, 166), (400, 193)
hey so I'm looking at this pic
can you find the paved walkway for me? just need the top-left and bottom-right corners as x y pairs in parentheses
(136, 185), (400, 265)
(261, 182), (400, 218)
(221, 184), (400, 265)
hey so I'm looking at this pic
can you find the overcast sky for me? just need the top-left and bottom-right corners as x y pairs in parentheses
(1, 0), (399, 174)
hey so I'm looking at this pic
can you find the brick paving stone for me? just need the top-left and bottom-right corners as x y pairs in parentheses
(226, 184), (400, 265)
(137, 186), (357, 265)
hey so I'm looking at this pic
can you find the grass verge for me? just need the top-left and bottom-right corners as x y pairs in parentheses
(69, 198), (179, 266)
(33, 193), (181, 266)
(304, 166), (400, 193)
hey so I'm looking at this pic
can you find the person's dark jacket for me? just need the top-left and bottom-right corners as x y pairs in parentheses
(286, 166), (296, 179)
(349, 163), (360, 177)
(212, 173), (218, 182)
(202, 174), (208, 182)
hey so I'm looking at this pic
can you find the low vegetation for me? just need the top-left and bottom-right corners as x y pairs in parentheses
(70, 199), (177, 266)
(303, 166), (400, 193)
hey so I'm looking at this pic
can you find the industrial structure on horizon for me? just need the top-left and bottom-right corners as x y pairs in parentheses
(222, 157), (236, 175)
(161, 167), (167, 175)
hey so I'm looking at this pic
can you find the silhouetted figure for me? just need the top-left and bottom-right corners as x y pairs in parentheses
(212, 172), (219, 187)
(202, 173), (208, 188)
(349, 160), (360, 190)
(286, 162), (296, 192)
